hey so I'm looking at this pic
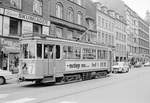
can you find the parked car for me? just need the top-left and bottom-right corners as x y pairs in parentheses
(0, 69), (13, 85)
(134, 62), (142, 68)
(144, 62), (150, 67)
(112, 62), (130, 73)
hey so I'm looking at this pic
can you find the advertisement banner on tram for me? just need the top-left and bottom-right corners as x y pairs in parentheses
(65, 61), (108, 71)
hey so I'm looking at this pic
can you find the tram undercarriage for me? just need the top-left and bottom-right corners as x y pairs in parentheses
(19, 70), (110, 84)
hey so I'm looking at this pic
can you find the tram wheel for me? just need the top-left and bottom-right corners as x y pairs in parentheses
(35, 80), (42, 84)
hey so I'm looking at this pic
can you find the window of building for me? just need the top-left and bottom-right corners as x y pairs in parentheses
(33, 0), (42, 15)
(9, 18), (21, 36)
(77, 12), (82, 25)
(10, 0), (22, 9)
(56, 27), (63, 38)
(76, 0), (82, 5)
(66, 30), (73, 39)
(67, 7), (74, 22)
(33, 23), (42, 34)
(37, 44), (42, 59)
(88, 20), (94, 30)
(56, 3), (63, 19)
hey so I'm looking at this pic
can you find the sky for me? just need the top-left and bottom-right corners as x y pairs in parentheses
(92, 0), (150, 19)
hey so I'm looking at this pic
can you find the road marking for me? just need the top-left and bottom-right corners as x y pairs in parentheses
(0, 94), (9, 99)
(5, 97), (36, 103)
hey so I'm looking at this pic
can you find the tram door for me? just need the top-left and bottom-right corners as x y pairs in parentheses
(44, 44), (56, 76)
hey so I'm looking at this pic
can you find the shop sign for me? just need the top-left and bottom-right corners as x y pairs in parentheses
(65, 61), (108, 71)
(4, 9), (19, 18)
(1, 38), (19, 48)
(19, 13), (50, 26)
(4, 9), (50, 26)
(0, 8), (4, 15)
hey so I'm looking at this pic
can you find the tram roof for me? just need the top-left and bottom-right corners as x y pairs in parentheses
(20, 34), (112, 50)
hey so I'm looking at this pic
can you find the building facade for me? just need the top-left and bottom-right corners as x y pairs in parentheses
(125, 5), (139, 63)
(0, 0), (50, 72)
(94, 2), (127, 63)
(95, 3), (115, 49)
(114, 13), (127, 62)
(49, 0), (87, 41)
(138, 17), (149, 62)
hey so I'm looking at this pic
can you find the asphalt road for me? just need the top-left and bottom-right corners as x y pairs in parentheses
(0, 67), (150, 103)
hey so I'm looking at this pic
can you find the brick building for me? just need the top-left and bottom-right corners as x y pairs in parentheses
(0, 0), (50, 72)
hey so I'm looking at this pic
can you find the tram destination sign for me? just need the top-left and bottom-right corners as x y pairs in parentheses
(65, 61), (108, 71)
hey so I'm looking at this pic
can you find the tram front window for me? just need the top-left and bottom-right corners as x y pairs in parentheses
(22, 44), (35, 59)
(44, 44), (54, 59)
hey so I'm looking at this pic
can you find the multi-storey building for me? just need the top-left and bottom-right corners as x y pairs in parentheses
(95, 3), (115, 49)
(138, 17), (149, 62)
(49, 0), (87, 41)
(115, 13), (127, 62)
(0, 0), (95, 72)
(94, 2), (127, 62)
(0, 0), (50, 72)
(125, 5), (139, 62)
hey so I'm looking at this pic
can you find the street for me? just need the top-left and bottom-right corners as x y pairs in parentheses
(0, 67), (150, 103)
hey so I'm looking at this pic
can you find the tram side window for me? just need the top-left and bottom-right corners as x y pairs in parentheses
(22, 44), (35, 59)
(22, 44), (28, 58)
(44, 44), (54, 59)
(37, 44), (42, 59)
(74, 47), (81, 59)
(63, 46), (73, 59)
(56, 45), (60, 59)
(97, 50), (108, 59)
(63, 46), (81, 59)
(82, 48), (96, 59)
(28, 44), (35, 59)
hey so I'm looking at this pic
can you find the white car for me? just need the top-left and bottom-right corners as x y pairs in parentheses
(112, 62), (129, 73)
(144, 62), (150, 67)
(0, 69), (13, 85)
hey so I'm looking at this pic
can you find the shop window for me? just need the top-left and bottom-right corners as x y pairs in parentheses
(56, 3), (63, 19)
(9, 18), (21, 36)
(37, 44), (42, 58)
(33, 0), (42, 15)
(10, 0), (22, 9)
(33, 23), (42, 35)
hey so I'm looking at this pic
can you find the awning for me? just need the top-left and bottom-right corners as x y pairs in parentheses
(2, 46), (20, 54)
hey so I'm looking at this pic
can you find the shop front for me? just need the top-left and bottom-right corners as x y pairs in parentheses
(0, 38), (20, 74)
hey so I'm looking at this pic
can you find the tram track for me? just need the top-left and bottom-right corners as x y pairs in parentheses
(35, 70), (150, 103)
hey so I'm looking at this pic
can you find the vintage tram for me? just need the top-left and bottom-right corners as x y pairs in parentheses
(18, 34), (112, 84)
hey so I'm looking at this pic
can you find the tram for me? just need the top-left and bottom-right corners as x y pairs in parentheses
(18, 34), (112, 84)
